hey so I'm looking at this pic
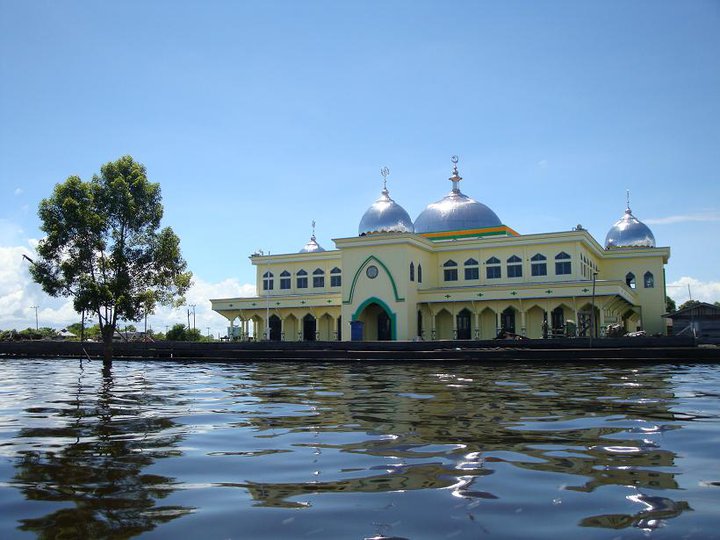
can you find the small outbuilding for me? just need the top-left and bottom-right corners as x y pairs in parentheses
(664, 302), (720, 338)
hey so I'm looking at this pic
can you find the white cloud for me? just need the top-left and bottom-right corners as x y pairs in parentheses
(0, 243), (74, 330)
(0, 243), (256, 337)
(667, 277), (720, 305)
(645, 212), (720, 225)
(143, 277), (256, 337)
(537, 159), (548, 168)
(14, 188), (23, 196)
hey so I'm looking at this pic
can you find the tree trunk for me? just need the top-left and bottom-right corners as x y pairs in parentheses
(102, 326), (114, 368)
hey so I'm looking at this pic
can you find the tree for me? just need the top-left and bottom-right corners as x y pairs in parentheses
(665, 296), (676, 313)
(678, 300), (701, 311)
(29, 156), (192, 366)
(165, 324), (187, 341)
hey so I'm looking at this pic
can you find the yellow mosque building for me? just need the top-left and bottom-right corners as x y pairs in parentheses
(211, 158), (669, 342)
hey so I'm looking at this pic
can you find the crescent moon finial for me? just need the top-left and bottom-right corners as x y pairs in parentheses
(380, 166), (390, 190)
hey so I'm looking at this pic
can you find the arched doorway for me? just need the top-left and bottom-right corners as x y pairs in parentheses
(457, 308), (472, 340)
(551, 307), (564, 336)
(269, 314), (281, 341)
(303, 314), (317, 341)
(353, 298), (395, 341)
(377, 311), (391, 341)
(501, 307), (516, 334)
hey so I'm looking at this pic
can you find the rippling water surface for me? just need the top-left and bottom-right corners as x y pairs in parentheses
(0, 359), (719, 539)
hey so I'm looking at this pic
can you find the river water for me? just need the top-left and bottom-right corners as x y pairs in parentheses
(0, 359), (718, 539)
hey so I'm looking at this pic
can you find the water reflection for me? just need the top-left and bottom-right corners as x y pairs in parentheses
(8, 363), (193, 538)
(0, 360), (716, 539)
(235, 363), (694, 530)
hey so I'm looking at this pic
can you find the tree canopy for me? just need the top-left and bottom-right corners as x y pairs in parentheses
(29, 156), (192, 364)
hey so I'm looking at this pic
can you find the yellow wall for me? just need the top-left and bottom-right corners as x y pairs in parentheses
(211, 230), (669, 340)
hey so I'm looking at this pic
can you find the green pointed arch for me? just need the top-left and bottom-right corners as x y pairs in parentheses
(345, 255), (404, 304)
(351, 296), (397, 340)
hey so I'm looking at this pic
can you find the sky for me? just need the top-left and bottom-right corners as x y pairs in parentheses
(1, 0), (719, 336)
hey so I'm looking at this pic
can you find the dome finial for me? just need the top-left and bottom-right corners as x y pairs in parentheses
(449, 155), (462, 193)
(626, 189), (631, 214)
(299, 220), (325, 252)
(380, 166), (390, 192)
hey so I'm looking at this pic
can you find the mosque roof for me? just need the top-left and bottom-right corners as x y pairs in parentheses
(299, 221), (326, 253)
(358, 168), (414, 236)
(604, 195), (656, 249)
(414, 157), (502, 234)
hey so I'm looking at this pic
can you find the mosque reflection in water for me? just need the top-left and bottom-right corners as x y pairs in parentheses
(10, 366), (193, 538)
(5, 361), (703, 537)
(226, 362), (691, 531)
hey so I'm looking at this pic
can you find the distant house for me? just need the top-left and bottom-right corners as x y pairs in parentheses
(664, 303), (720, 338)
(113, 330), (153, 342)
(56, 328), (76, 340)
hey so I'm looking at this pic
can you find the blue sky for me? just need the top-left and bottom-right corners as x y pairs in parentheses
(1, 0), (719, 334)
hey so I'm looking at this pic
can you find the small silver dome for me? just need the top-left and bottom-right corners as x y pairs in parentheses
(605, 205), (656, 249)
(358, 187), (414, 236)
(299, 234), (325, 253)
(299, 221), (325, 253)
(414, 159), (502, 234)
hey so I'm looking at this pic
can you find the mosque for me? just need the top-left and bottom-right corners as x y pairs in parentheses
(210, 158), (669, 341)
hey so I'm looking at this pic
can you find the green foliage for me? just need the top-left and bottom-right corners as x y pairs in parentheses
(678, 300), (701, 311)
(165, 324), (206, 342)
(665, 296), (677, 313)
(13, 327), (58, 340)
(186, 328), (204, 342)
(0, 329), (18, 341)
(29, 156), (192, 361)
(165, 324), (187, 341)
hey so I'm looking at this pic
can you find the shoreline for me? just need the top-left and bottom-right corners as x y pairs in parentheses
(1, 336), (718, 362)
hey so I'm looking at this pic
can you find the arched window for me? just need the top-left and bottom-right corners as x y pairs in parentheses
(262, 271), (274, 291)
(280, 270), (291, 290)
(626, 272), (636, 289)
(507, 255), (523, 278)
(531, 253), (547, 276)
(410, 262), (415, 282)
(443, 260), (458, 282)
(418, 264), (423, 283)
(644, 271), (654, 288)
(330, 267), (341, 287)
(464, 258), (479, 280)
(296, 269), (308, 289)
(555, 252), (571, 275)
(486, 257), (501, 279)
(313, 268), (325, 288)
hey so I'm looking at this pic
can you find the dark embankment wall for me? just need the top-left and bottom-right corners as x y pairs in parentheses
(1, 336), (718, 362)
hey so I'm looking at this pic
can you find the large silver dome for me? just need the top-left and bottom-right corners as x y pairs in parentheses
(605, 204), (656, 249)
(414, 160), (502, 234)
(358, 186), (414, 236)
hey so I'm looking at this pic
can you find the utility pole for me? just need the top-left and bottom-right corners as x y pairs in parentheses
(590, 272), (598, 348)
(190, 304), (196, 330)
